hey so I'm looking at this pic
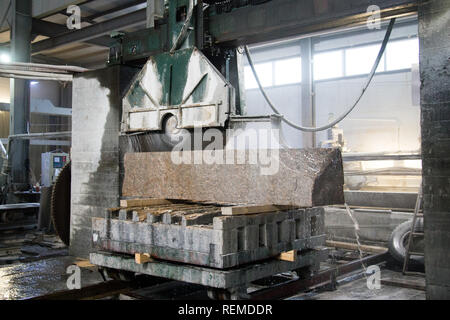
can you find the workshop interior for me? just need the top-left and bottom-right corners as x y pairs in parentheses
(0, 0), (448, 301)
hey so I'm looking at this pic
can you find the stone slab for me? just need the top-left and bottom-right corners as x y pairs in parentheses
(122, 148), (344, 207)
(92, 205), (325, 269)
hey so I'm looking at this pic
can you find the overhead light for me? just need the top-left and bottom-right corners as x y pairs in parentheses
(30, 81), (39, 86)
(0, 53), (11, 63)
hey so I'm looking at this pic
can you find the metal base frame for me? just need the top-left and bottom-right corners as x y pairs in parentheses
(90, 247), (327, 291)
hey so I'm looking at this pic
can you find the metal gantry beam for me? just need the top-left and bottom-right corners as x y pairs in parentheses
(208, 0), (418, 46)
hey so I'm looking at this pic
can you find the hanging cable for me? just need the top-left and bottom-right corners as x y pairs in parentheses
(244, 18), (396, 133)
(170, 0), (195, 54)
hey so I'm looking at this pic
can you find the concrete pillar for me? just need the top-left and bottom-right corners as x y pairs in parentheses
(300, 38), (315, 148)
(419, 0), (450, 299)
(70, 65), (139, 259)
(8, 0), (32, 192)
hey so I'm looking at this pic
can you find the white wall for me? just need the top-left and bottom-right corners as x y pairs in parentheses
(243, 20), (421, 154)
(314, 71), (421, 153)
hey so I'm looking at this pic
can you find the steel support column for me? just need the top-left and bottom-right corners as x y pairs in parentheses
(8, 0), (32, 193)
(300, 38), (315, 148)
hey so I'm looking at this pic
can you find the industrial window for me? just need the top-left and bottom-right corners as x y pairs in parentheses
(274, 57), (302, 85)
(345, 44), (385, 76)
(244, 62), (273, 89)
(243, 36), (419, 89)
(386, 38), (419, 71)
(313, 50), (344, 80)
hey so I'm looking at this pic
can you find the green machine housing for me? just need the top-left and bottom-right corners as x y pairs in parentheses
(109, 0), (249, 137)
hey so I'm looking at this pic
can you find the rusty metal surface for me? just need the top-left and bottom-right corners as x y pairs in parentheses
(122, 148), (344, 207)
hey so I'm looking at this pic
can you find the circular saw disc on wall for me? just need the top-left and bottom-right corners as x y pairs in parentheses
(51, 161), (71, 246)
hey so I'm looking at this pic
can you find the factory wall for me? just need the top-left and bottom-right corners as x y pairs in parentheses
(0, 78), (71, 186)
(244, 20), (419, 150)
(243, 19), (421, 191)
(29, 81), (71, 185)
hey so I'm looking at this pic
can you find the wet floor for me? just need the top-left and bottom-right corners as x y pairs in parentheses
(0, 229), (426, 300)
(289, 269), (426, 300)
(0, 256), (104, 300)
(0, 256), (427, 300)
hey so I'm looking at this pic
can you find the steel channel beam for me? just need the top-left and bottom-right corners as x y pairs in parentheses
(31, 19), (112, 48)
(208, 0), (418, 46)
(32, 9), (147, 54)
(250, 252), (389, 300)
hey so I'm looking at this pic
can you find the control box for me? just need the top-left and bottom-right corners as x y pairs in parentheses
(41, 152), (69, 187)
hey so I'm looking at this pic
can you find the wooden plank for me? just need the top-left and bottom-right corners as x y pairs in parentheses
(221, 204), (294, 216)
(381, 278), (426, 291)
(278, 250), (297, 262)
(120, 198), (172, 208)
(75, 259), (97, 269)
(135, 253), (153, 264)
(132, 211), (148, 222)
(326, 240), (388, 254)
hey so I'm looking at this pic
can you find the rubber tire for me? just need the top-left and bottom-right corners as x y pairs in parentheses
(388, 219), (424, 265)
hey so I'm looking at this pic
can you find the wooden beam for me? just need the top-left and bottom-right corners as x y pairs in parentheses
(75, 259), (96, 269)
(381, 278), (426, 291)
(326, 240), (388, 254)
(278, 250), (297, 262)
(221, 204), (294, 216)
(120, 198), (172, 208)
(135, 253), (153, 264)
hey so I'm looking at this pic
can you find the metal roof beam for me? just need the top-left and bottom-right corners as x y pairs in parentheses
(87, 0), (146, 21)
(32, 19), (111, 48)
(32, 9), (146, 54)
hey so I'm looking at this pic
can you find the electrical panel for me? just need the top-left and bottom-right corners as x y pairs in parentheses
(41, 152), (69, 187)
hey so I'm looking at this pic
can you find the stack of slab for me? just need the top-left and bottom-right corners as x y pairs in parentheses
(92, 201), (326, 269)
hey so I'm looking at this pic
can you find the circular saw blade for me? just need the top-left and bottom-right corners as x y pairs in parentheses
(51, 161), (71, 246)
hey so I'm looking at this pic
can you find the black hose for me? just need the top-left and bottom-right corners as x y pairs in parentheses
(244, 18), (396, 133)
